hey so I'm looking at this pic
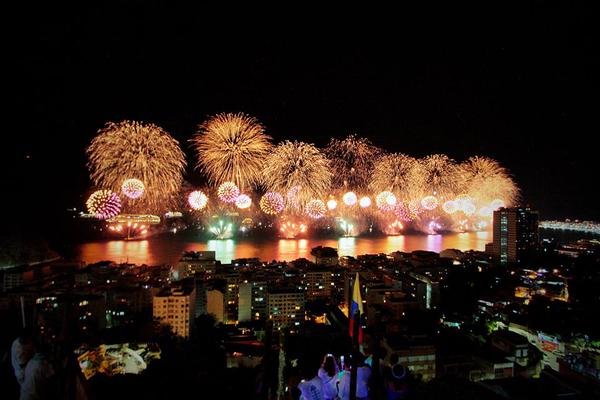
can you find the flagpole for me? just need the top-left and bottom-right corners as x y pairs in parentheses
(349, 308), (360, 400)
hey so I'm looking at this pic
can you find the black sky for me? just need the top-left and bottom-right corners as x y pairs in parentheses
(5, 3), (600, 233)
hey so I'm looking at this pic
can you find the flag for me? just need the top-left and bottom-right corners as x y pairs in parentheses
(349, 272), (363, 344)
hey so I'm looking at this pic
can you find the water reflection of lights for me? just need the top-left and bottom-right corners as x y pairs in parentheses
(105, 240), (149, 264)
(76, 231), (495, 266)
(338, 237), (356, 257)
(208, 239), (236, 263)
(386, 235), (405, 252)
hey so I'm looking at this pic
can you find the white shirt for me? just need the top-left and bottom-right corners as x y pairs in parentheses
(318, 368), (339, 400)
(298, 375), (324, 400)
(338, 366), (371, 400)
(20, 353), (55, 400)
(11, 338), (34, 385)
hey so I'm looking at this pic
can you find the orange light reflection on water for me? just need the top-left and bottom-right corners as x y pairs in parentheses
(75, 231), (493, 266)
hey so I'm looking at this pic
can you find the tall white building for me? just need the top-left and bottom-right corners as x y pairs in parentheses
(153, 286), (196, 338)
(267, 289), (305, 331)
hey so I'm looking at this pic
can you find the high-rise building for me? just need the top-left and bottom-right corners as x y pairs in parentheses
(310, 246), (339, 266)
(267, 288), (305, 331)
(153, 286), (196, 338)
(238, 282), (252, 323)
(172, 251), (217, 280)
(302, 269), (333, 299)
(489, 207), (539, 264)
(206, 288), (225, 323)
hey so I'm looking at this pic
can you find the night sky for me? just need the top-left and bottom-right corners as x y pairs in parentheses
(5, 4), (599, 235)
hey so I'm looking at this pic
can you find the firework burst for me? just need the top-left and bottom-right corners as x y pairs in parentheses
(325, 135), (381, 190)
(188, 190), (208, 210)
(359, 196), (372, 208)
(442, 200), (458, 214)
(121, 178), (145, 199)
(369, 153), (420, 198)
(279, 221), (307, 238)
(86, 190), (121, 219)
(262, 141), (332, 211)
(327, 199), (338, 210)
(260, 192), (285, 215)
(421, 195), (439, 210)
(417, 154), (461, 198)
(235, 194), (252, 209)
(459, 156), (519, 205)
(342, 191), (358, 207)
(87, 121), (185, 213)
(191, 113), (272, 189)
(217, 182), (240, 203)
(376, 191), (397, 212)
(306, 199), (327, 219)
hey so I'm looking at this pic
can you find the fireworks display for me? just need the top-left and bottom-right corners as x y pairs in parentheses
(369, 153), (419, 198)
(459, 156), (519, 205)
(342, 191), (358, 207)
(421, 195), (439, 210)
(384, 220), (404, 235)
(192, 113), (272, 189)
(327, 199), (338, 210)
(87, 121), (185, 214)
(209, 220), (233, 239)
(418, 154), (461, 197)
(306, 199), (327, 219)
(339, 219), (357, 236)
(325, 135), (382, 190)
(262, 141), (332, 211)
(85, 118), (520, 236)
(442, 200), (458, 214)
(376, 191), (397, 212)
(121, 178), (145, 199)
(217, 182), (240, 203)
(359, 196), (371, 208)
(188, 190), (208, 210)
(86, 190), (122, 220)
(260, 192), (285, 215)
(235, 194), (252, 209)
(279, 221), (307, 239)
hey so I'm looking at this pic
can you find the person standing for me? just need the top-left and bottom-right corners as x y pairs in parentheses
(338, 353), (371, 400)
(11, 327), (35, 387)
(318, 354), (340, 400)
(20, 341), (55, 400)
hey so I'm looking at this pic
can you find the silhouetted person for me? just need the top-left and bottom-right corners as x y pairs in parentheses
(298, 360), (325, 400)
(384, 363), (408, 400)
(338, 353), (371, 400)
(11, 327), (35, 387)
(318, 354), (339, 400)
(20, 341), (55, 400)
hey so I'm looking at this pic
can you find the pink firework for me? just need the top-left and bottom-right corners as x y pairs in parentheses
(121, 178), (145, 199)
(217, 181), (240, 203)
(86, 190), (121, 220)
(306, 199), (327, 219)
(260, 192), (285, 215)
(376, 191), (397, 212)
(420, 195), (439, 210)
(394, 202), (414, 222)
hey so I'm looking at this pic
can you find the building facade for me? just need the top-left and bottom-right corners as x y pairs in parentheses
(267, 289), (305, 331)
(490, 207), (539, 264)
(153, 286), (196, 338)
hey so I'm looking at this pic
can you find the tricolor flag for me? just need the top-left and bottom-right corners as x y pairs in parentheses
(349, 272), (363, 344)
